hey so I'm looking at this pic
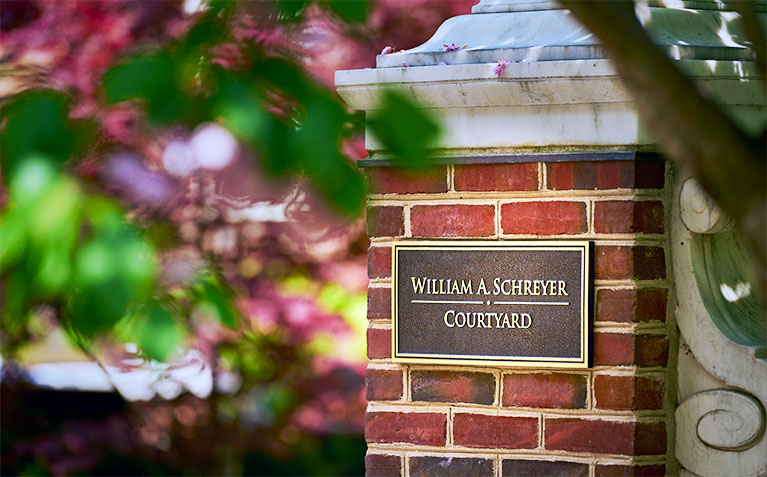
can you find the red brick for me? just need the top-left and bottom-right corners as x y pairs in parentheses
(367, 206), (404, 237)
(635, 289), (668, 321)
(366, 368), (403, 401)
(635, 421), (667, 455)
(502, 373), (587, 409)
(366, 167), (447, 194)
(595, 246), (632, 279)
(411, 204), (495, 237)
(636, 334), (669, 367)
(546, 160), (664, 191)
(593, 374), (638, 410)
(632, 247), (666, 279)
(367, 287), (391, 320)
(594, 201), (664, 234)
(366, 411), (446, 446)
(634, 376), (666, 409)
(635, 161), (666, 189)
(501, 201), (586, 235)
(593, 332), (634, 366)
(547, 162), (576, 190)
(595, 464), (666, 477)
(593, 333), (668, 367)
(454, 163), (538, 191)
(596, 161), (624, 190)
(502, 460), (588, 477)
(367, 328), (392, 360)
(365, 454), (401, 477)
(368, 246), (392, 279)
(545, 418), (634, 455)
(410, 456), (493, 477)
(594, 246), (666, 280)
(453, 414), (538, 449)
(595, 288), (667, 323)
(411, 370), (495, 405)
(594, 375), (665, 410)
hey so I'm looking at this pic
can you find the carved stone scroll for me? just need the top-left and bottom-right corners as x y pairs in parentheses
(679, 178), (735, 234)
(672, 170), (767, 476)
(676, 389), (766, 476)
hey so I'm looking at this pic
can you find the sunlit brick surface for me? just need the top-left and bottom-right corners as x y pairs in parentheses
(364, 160), (671, 476)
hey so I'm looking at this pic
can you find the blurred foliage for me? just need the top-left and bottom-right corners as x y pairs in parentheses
(0, 0), (470, 474)
(368, 89), (442, 168)
(0, 0), (437, 362)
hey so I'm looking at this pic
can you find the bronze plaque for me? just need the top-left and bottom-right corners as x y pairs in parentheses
(392, 241), (589, 368)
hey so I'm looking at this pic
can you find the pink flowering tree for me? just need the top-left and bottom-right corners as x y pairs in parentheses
(0, 0), (472, 474)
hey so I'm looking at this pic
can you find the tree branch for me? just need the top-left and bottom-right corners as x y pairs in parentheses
(560, 0), (766, 270)
(733, 0), (766, 74)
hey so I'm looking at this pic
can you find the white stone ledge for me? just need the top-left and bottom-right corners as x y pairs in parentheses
(337, 60), (763, 151)
(372, 104), (652, 150)
(337, 60), (763, 110)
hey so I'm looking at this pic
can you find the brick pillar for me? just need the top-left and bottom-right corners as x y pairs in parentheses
(364, 159), (670, 477)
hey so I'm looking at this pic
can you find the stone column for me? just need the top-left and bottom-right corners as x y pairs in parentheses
(336, 1), (764, 475)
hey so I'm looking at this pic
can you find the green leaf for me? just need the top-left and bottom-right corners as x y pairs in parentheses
(181, 6), (233, 53)
(253, 58), (318, 105)
(69, 201), (157, 338)
(103, 52), (181, 122)
(367, 89), (442, 168)
(215, 79), (269, 140)
(293, 96), (364, 216)
(7, 156), (58, 206)
(0, 213), (27, 270)
(0, 157), (60, 269)
(310, 157), (365, 216)
(34, 239), (73, 295)
(28, 176), (82, 240)
(323, 0), (372, 24)
(197, 277), (239, 329)
(140, 304), (182, 362)
(1, 162), (82, 299)
(0, 90), (85, 177)
(1, 270), (31, 336)
(277, 0), (312, 22)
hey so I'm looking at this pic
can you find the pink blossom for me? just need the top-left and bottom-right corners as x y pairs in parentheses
(443, 43), (460, 51)
(380, 45), (394, 54)
(494, 59), (510, 78)
(189, 123), (238, 171)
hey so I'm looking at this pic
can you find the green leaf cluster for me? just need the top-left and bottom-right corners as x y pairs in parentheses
(277, 0), (372, 24)
(0, 91), (241, 361)
(368, 89), (442, 168)
(100, 7), (369, 216)
(0, 92), (162, 355)
(1, 0), (442, 363)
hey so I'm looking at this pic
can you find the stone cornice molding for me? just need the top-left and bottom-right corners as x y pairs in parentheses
(335, 0), (765, 153)
(336, 59), (763, 152)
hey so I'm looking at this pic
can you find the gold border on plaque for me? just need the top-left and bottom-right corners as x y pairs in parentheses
(391, 240), (590, 369)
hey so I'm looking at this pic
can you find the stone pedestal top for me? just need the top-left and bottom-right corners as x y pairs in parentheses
(375, 0), (764, 68)
(335, 0), (765, 155)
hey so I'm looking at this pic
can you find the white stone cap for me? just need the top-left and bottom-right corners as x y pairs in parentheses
(336, 59), (764, 111)
(471, 0), (765, 14)
(335, 0), (766, 152)
(375, 2), (765, 68)
(336, 58), (763, 153)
